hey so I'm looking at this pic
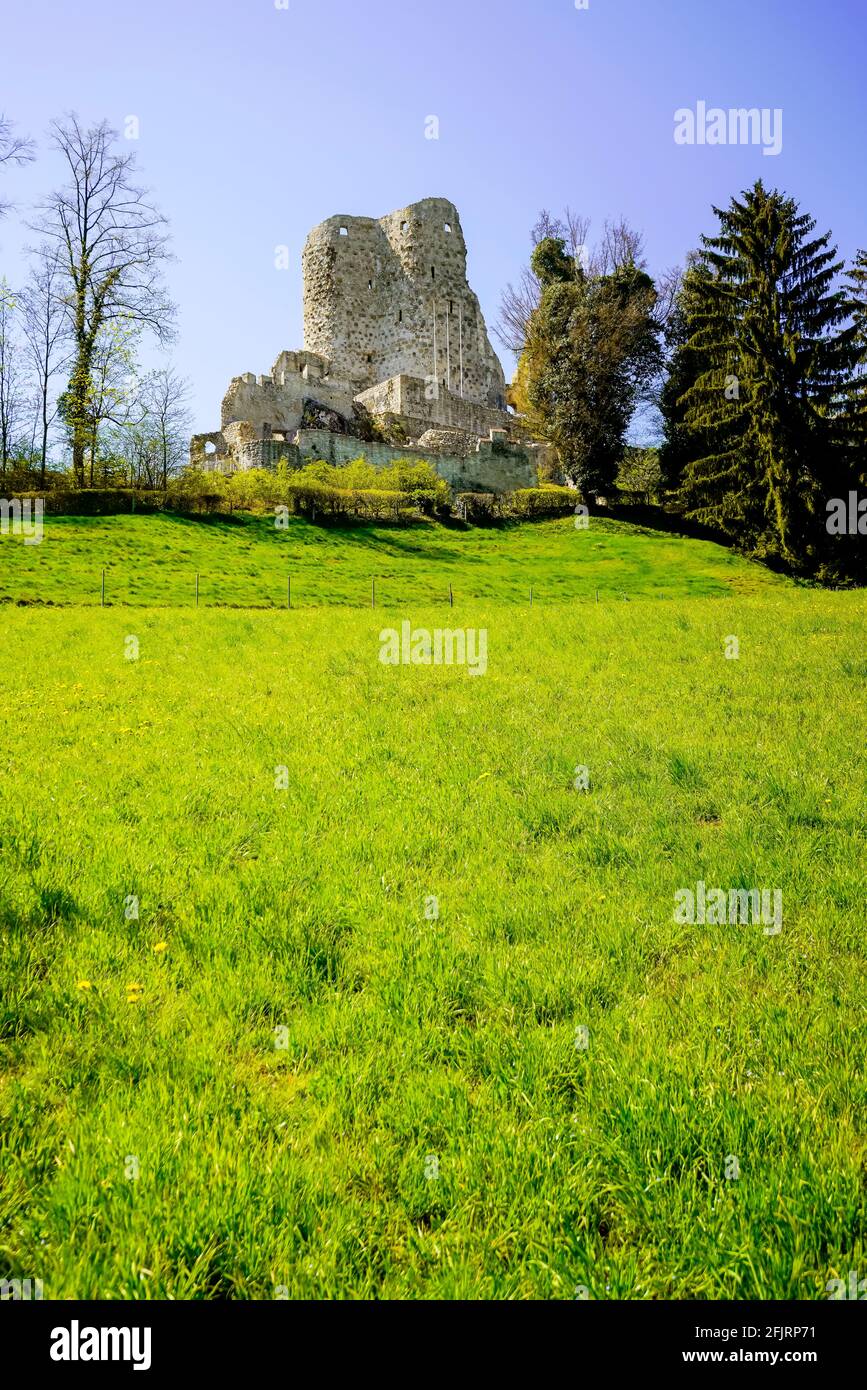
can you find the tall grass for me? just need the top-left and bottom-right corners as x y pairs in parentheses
(0, 586), (863, 1298)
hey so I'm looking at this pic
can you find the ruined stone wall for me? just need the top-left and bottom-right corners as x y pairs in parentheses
(302, 198), (507, 409)
(197, 426), (540, 493)
(220, 358), (357, 438)
(232, 438), (301, 472)
(355, 375), (524, 442)
(190, 431), (230, 471)
(294, 430), (538, 494)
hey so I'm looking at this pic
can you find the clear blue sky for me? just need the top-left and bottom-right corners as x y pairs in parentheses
(1, 0), (864, 435)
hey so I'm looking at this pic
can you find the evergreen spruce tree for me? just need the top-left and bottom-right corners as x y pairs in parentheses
(659, 257), (717, 498)
(670, 182), (860, 568)
(845, 249), (867, 478)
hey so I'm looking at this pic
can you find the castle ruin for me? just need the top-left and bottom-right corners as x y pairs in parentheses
(191, 198), (543, 494)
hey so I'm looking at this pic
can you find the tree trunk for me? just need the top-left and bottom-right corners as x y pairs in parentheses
(69, 279), (94, 487)
(70, 357), (91, 487)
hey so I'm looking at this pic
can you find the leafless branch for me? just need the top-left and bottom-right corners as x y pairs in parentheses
(0, 113), (36, 219)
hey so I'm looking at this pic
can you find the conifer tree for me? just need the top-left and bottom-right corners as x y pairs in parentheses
(668, 182), (860, 567)
(659, 257), (715, 497)
(845, 248), (867, 475)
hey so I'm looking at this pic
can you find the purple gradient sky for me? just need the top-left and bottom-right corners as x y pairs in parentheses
(1, 0), (864, 435)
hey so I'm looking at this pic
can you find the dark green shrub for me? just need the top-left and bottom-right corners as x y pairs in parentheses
(454, 493), (499, 523)
(509, 486), (577, 518)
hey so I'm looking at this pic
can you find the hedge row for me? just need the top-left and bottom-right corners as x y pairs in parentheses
(2, 482), (581, 524)
(2, 489), (167, 515)
(454, 486), (578, 521)
(510, 486), (579, 517)
(283, 482), (416, 521)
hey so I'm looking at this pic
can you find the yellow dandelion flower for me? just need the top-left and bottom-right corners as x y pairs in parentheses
(76, 980), (92, 990)
(152, 942), (167, 953)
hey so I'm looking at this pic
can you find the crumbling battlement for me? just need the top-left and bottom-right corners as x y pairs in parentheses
(219, 351), (358, 442)
(354, 375), (525, 442)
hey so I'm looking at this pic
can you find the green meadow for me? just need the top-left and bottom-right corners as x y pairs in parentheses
(0, 510), (783, 608)
(0, 516), (864, 1299)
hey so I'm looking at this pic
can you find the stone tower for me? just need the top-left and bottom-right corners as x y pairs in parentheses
(302, 197), (507, 410)
(192, 196), (543, 487)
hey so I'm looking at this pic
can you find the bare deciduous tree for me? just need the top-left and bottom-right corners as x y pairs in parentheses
(19, 247), (70, 484)
(141, 366), (192, 488)
(0, 280), (27, 473)
(498, 209), (634, 357)
(0, 113), (35, 220)
(652, 264), (682, 334)
(81, 317), (143, 485)
(32, 114), (175, 484)
(110, 366), (192, 489)
(595, 218), (647, 277)
(532, 207), (593, 267)
(497, 208), (588, 357)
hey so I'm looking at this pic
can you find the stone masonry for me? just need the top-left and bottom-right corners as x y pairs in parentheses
(191, 198), (539, 493)
(302, 198), (507, 408)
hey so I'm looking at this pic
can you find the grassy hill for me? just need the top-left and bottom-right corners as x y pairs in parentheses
(0, 510), (786, 608)
(0, 543), (864, 1296)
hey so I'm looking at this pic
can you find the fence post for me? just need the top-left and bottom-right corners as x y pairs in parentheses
(595, 589), (599, 604)
(449, 583), (453, 608)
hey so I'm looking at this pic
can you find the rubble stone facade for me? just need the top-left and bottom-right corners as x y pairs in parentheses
(302, 198), (507, 409)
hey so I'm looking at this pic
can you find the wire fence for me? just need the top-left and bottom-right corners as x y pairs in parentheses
(0, 569), (686, 610)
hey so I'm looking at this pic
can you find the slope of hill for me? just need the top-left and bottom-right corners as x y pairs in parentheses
(0, 511), (787, 608)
